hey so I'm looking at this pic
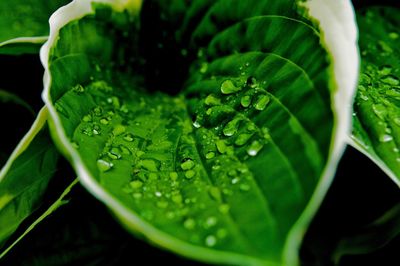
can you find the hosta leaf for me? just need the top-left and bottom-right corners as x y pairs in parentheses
(351, 6), (400, 187)
(0, 108), (59, 247)
(42, 0), (358, 265)
(0, 0), (70, 54)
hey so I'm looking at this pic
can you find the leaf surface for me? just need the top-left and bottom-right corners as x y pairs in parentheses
(42, 0), (358, 265)
(351, 6), (400, 187)
(0, 108), (59, 246)
(0, 0), (70, 54)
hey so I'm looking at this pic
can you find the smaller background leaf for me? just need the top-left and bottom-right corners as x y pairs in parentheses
(0, 0), (71, 54)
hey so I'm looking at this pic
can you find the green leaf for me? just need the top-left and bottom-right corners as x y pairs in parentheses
(0, 108), (59, 247)
(0, 0), (70, 54)
(0, 178), (78, 259)
(42, 0), (358, 265)
(334, 203), (400, 263)
(351, 6), (400, 187)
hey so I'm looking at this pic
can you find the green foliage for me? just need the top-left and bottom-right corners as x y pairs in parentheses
(352, 6), (400, 186)
(40, 0), (356, 265)
(0, 0), (70, 54)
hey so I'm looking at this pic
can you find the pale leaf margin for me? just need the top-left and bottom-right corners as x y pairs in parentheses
(284, 0), (360, 265)
(41, 0), (359, 265)
(0, 107), (48, 181)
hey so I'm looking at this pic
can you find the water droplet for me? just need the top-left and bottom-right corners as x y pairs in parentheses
(208, 186), (222, 202)
(148, 172), (158, 180)
(235, 133), (253, 146)
(379, 65), (392, 76)
(108, 147), (122, 160)
(254, 95), (270, 111)
(205, 216), (218, 228)
(181, 49), (188, 56)
(100, 118), (110, 125)
(124, 133), (134, 142)
(140, 159), (159, 171)
(205, 152), (215, 160)
(379, 134), (393, 143)
(92, 124), (101, 135)
(220, 80), (241, 94)
(205, 235), (217, 247)
(241, 95), (252, 108)
(216, 140), (227, 154)
(119, 145), (131, 155)
(93, 107), (103, 117)
(393, 147), (399, 153)
(97, 159), (113, 172)
(113, 124), (126, 136)
(82, 114), (92, 122)
(71, 142), (79, 149)
(205, 94), (221, 106)
(382, 75), (400, 86)
(200, 62), (208, 74)
(169, 172), (178, 180)
(184, 218), (196, 230)
(223, 117), (241, 137)
(247, 140), (263, 156)
(372, 104), (387, 120)
(181, 159), (195, 170)
(185, 170), (196, 179)
(73, 84), (85, 93)
(155, 191), (162, 197)
(130, 180), (143, 189)
(193, 120), (201, 128)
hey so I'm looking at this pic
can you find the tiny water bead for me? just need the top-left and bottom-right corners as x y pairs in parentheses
(379, 134), (393, 143)
(130, 180), (143, 189)
(97, 159), (114, 172)
(205, 94), (222, 106)
(254, 94), (270, 111)
(247, 140), (264, 156)
(123, 133), (134, 142)
(220, 80), (241, 94)
(180, 159), (195, 170)
(183, 218), (196, 230)
(205, 235), (217, 247)
(241, 95), (252, 108)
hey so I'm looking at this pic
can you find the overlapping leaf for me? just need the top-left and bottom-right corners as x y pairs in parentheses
(0, 109), (58, 247)
(42, 0), (358, 265)
(351, 6), (400, 186)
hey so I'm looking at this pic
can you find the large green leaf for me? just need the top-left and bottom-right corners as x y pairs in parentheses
(42, 0), (358, 265)
(351, 6), (400, 187)
(0, 108), (59, 247)
(0, 0), (70, 54)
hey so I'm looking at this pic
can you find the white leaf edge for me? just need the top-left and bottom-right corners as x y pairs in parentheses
(41, 0), (360, 265)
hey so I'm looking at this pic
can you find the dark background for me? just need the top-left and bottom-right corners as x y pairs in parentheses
(0, 0), (399, 265)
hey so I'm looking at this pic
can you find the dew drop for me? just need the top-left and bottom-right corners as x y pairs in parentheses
(389, 32), (399, 40)
(216, 140), (227, 154)
(205, 216), (218, 228)
(239, 183), (251, 192)
(140, 159), (159, 172)
(220, 80), (241, 94)
(157, 200), (169, 209)
(241, 95), (252, 108)
(205, 152), (216, 160)
(155, 191), (162, 197)
(183, 218), (196, 230)
(200, 62), (208, 74)
(247, 140), (263, 156)
(235, 133), (253, 146)
(193, 120), (201, 128)
(169, 172), (178, 180)
(181, 159), (195, 170)
(171, 193), (183, 204)
(205, 235), (217, 247)
(97, 159), (113, 172)
(108, 147), (122, 160)
(132, 192), (143, 199)
(379, 134), (393, 143)
(82, 114), (92, 122)
(254, 95), (270, 111)
(223, 117), (241, 137)
(205, 94), (221, 106)
(382, 75), (400, 86)
(208, 186), (222, 202)
(130, 180), (143, 189)
(113, 124), (126, 136)
(372, 104), (387, 120)
(123, 133), (134, 142)
(185, 170), (196, 179)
